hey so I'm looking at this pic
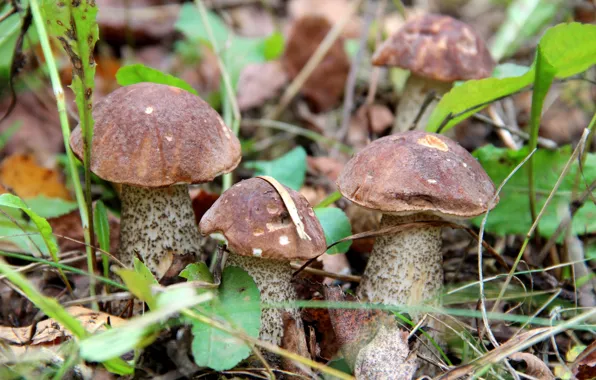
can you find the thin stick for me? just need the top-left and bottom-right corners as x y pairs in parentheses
(266, 0), (364, 120)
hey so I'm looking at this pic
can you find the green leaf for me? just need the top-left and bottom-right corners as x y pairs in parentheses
(427, 22), (596, 133)
(0, 194), (59, 259)
(489, 0), (563, 61)
(115, 64), (198, 95)
(190, 266), (261, 371)
(25, 195), (78, 219)
(174, 4), (283, 85)
(263, 32), (285, 61)
(245, 146), (307, 190)
(80, 292), (213, 363)
(116, 258), (158, 310)
(180, 262), (214, 283)
(314, 208), (352, 254)
(492, 63), (531, 79)
(472, 145), (596, 238)
(93, 200), (110, 253)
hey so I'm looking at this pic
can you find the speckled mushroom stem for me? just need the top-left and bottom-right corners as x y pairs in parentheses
(119, 184), (201, 279)
(357, 213), (443, 311)
(392, 75), (451, 134)
(226, 253), (302, 346)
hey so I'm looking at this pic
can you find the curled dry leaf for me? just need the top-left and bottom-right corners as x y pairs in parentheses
(190, 188), (220, 226)
(288, 0), (362, 38)
(301, 295), (340, 360)
(280, 311), (312, 376)
(572, 340), (596, 380)
(237, 61), (289, 111)
(0, 306), (126, 356)
(0, 154), (72, 200)
(282, 15), (350, 112)
(509, 352), (555, 380)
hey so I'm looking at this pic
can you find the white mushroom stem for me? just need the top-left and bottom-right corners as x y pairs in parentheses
(119, 184), (201, 279)
(226, 253), (302, 346)
(357, 213), (443, 309)
(392, 75), (452, 134)
(357, 213), (444, 377)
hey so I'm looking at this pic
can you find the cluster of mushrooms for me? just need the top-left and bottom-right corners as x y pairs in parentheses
(69, 13), (499, 378)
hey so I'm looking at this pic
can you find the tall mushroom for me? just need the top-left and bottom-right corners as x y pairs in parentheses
(372, 14), (495, 133)
(199, 177), (326, 345)
(70, 82), (241, 279)
(337, 131), (498, 310)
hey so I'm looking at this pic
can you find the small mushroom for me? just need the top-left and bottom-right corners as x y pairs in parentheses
(199, 178), (327, 345)
(337, 131), (498, 310)
(70, 82), (241, 279)
(372, 14), (495, 133)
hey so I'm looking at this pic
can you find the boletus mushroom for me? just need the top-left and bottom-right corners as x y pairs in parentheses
(337, 131), (498, 310)
(70, 82), (241, 279)
(199, 177), (326, 345)
(372, 14), (495, 133)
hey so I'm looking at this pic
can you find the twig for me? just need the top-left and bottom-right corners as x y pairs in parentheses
(472, 112), (558, 150)
(290, 263), (361, 283)
(266, 0), (364, 120)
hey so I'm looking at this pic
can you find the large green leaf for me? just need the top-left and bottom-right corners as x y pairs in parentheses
(190, 266), (261, 371)
(472, 145), (596, 238)
(245, 146), (307, 190)
(174, 4), (284, 85)
(315, 207), (352, 254)
(115, 258), (158, 310)
(116, 64), (198, 95)
(427, 22), (596, 133)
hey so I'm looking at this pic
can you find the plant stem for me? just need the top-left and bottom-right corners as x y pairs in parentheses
(29, 0), (97, 309)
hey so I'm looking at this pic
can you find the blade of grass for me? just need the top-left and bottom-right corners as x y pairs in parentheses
(29, 0), (98, 310)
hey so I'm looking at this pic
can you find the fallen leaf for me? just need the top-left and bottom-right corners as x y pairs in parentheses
(228, 5), (275, 37)
(307, 156), (344, 182)
(318, 253), (351, 285)
(0, 306), (126, 355)
(0, 154), (71, 200)
(237, 61), (288, 111)
(347, 104), (394, 150)
(280, 311), (311, 376)
(572, 340), (596, 380)
(283, 15), (350, 112)
(190, 189), (220, 226)
(324, 286), (393, 370)
(510, 352), (555, 380)
(301, 295), (340, 360)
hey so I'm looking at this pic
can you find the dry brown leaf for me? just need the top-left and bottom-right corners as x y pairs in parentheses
(301, 296), (340, 360)
(307, 156), (344, 182)
(0, 306), (126, 355)
(283, 15), (350, 112)
(572, 340), (596, 380)
(280, 311), (312, 376)
(190, 188), (220, 227)
(237, 61), (288, 111)
(318, 253), (351, 285)
(288, 0), (362, 38)
(510, 352), (555, 380)
(0, 154), (71, 200)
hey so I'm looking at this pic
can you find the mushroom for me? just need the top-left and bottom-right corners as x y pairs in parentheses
(70, 82), (241, 279)
(199, 177), (326, 345)
(337, 131), (498, 310)
(372, 14), (495, 133)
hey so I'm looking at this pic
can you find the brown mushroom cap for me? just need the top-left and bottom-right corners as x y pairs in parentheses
(199, 178), (327, 261)
(337, 131), (498, 218)
(70, 82), (241, 187)
(372, 14), (495, 82)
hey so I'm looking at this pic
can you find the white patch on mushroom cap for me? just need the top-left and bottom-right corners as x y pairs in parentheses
(145, 106), (154, 114)
(165, 135), (173, 142)
(252, 248), (263, 257)
(279, 235), (289, 245)
(427, 179), (437, 184)
(218, 117), (231, 140)
(462, 162), (468, 168)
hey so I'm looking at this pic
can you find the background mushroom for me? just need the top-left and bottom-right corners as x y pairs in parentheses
(70, 82), (241, 279)
(372, 14), (495, 133)
(337, 131), (498, 310)
(199, 177), (327, 345)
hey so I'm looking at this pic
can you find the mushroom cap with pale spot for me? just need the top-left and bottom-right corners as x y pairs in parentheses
(70, 82), (241, 187)
(337, 131), (498, 218)
(199, 178), (327, 261)
(372, 14), (495, 82)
